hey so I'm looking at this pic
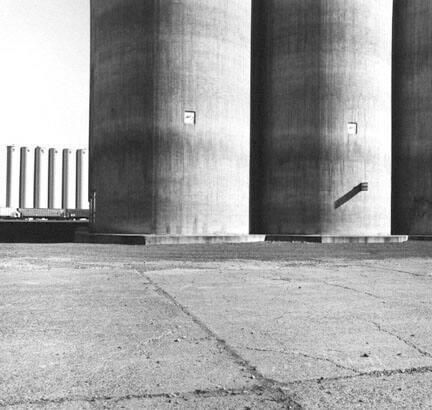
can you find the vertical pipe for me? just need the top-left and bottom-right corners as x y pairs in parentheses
(34, 147), (48, 208)
(6, 146), (19, 208)
(89, 190), (96, 226)
(75, 149), (89, 209)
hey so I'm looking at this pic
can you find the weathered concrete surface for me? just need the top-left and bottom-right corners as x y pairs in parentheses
(75, 231), (265, 245)
(392, 1), (432, 235)
(251, 0), (392, 236)
(1, 242), (432, 409)
(90, 0), (251, 236)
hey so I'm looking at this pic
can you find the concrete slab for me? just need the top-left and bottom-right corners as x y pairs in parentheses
(286, 369), (432, 409)
(0, 260), (257, 408)
(1, 242), (432, 408)
(146, 262), (432, 383)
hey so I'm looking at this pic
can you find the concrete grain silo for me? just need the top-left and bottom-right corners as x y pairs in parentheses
(251, 0), (393, 238)
(90, 0), (251, 236)
(393, 1), (432, 235)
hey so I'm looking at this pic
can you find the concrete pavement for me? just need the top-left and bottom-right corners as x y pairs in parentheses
(1, 242), (432, 409)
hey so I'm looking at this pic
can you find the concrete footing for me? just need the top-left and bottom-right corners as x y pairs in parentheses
(408, 236), (432, 241)
(265, 235), (408, 244)
(75, 231), (266, 245)
(75, 231), (408, 245)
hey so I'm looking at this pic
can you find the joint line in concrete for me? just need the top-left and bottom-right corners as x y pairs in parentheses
(0, 386), (299, 408)
(133, 268), (303, 409)
(370, 321), (432, 358)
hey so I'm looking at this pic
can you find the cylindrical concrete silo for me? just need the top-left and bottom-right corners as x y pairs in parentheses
(393, 1), (432, 235)
(75, 149), (89, 210)
(48, 148), (62, 209)
(251, 0), (393, 236)
(19, 147), (34, 209)
(90, 0), (251, 235)
(6, 146), (20, 209)
(62, 149), (76, 209)
(34, 147), (48, 209)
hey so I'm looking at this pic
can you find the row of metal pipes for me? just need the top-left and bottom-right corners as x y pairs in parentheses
(0, 146), (89, 210)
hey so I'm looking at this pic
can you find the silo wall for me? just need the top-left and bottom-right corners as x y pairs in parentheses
(251, 0), (392, 235)
(90, 0), (251, 235)
(392, 1), (432, 235)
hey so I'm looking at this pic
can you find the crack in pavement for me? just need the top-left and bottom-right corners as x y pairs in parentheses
(371, 321), (432, 358)
(19, 359), (424, 408)
(297, 352), (359, 374)
(284, 364), (432, 387)
(357, 262), (428, 279)
(241, 346), (360, 374)
(134, 268), (303, 409)
(140, 330), (175, 345)
(0, 385), (298, 408)
(320, 281), (382, 299)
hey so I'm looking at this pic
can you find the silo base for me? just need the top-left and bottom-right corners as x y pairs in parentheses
(75, 230), (408, 245)
(408, 236), (432, 241)
(75, 230), (266, 245)
(265, 235), (408, 244)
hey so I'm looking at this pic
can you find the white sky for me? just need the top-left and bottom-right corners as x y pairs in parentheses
(0, 0), (89, 149)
